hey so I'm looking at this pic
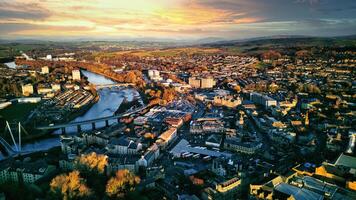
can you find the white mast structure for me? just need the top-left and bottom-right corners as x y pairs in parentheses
(3, 121), (27, 153)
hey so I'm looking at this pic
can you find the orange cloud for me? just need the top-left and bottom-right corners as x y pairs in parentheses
(233, 17), (261, 24)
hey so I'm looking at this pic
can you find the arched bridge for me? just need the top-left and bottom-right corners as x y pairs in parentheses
(35, 105), (148, 134)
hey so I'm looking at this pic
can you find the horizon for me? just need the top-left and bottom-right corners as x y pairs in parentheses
(1, 34), (356, 44)
(1, 0), (355, 40)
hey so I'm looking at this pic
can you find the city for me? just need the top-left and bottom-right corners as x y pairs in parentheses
(0, 0), (355, 200)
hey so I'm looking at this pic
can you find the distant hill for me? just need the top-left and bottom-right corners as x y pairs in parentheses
(204, 35), (356, 47)
(202, 35), (356, 55)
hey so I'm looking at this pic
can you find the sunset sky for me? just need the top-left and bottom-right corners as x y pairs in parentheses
(0, 0), (355, 40)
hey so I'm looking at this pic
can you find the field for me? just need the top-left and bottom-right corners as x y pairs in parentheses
(0, 103), (38, 122)
(93, 47), (223, 59)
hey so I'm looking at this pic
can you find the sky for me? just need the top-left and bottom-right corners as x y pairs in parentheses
(0, 0), (355, 40)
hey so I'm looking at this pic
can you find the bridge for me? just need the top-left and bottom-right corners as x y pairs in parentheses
(35, 105), (148, 134)
(0, 122), (28, 156)
(0, 137), (15, 154)
(95, 83), (134, 89)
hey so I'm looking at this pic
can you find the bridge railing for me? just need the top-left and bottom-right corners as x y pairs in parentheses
(35, 105), (149, 130)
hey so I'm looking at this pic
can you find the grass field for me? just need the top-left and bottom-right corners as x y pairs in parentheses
(93, 47), (223, 59)
(0, 103), (38, 122)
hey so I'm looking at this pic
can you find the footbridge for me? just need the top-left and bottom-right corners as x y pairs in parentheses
(35, 105), (148, 134)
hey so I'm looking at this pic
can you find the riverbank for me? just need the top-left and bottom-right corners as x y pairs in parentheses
(15, 59), (146, 88)
(0, 83), (99, 143)
(0, 69), (142, 159)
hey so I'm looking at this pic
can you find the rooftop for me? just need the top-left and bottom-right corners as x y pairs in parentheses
(170, 139), (232, 158)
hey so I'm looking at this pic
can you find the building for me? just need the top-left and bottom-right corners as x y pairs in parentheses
(189, 77), (216, 89)
(213, 95), (242, 108)
(250, 164), (355, 200)
(148, 70), (162, 81)
(51, 83), (61, 92)
(189, 77), (201, 88)
(72, 69), (81, 81)
(137, 144), (160, 172)
(314, 153), (356, 190)
(274, 182), (323, 200)
(201, 77), (216, 89)
(107, 156), (139, 174)
(21, 84), (34, 96)
(206, 134), (222, 148)
(250, 92), (277, 109)
(190, 118), (224, 134)
(156, 128), (177, 149)
(224, 136), (262, 154)
(17, 97), (41, 103)
(37, 85), (53, 94)
(107, 137), (142, 155)
(41, 66), (49, 74)
(0, 160), (56, 184)
(83, 131), (109, 146)
(165, 117), (184, 128)
(170, 139), (232, 159)
(202, 177), (241, 200)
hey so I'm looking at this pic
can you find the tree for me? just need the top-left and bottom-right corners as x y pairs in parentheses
(148, 98), (161, 106)
(50, 171), (92, 200)
(124, 71), (138, 83)
(268, 83), (279, 93)
(297, 83), (321, 94)
(75, 152), (108, 174)
(106, 169), (140, 199)
(162, 87), (176, 103)
(234, 85), (241, 93)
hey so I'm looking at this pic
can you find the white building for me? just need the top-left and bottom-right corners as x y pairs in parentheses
(108, 137), (141, 155)
(72, 69), (81, 81)
(41, 66), (49, 74)
(51, 84), (61, 92)
(148, 70), (162, 81)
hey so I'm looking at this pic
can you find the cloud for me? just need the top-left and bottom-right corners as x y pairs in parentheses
(0, 2), (51, 21)
(0, 0), (355, 39)
(0, 22), (95, 36)
(295, 0), (320, 5)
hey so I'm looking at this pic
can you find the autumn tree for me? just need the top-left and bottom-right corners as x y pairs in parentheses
(162, 87), (176, 103)
(50, 171), (92, 200)
(234, 85), (241, 93)
(268, 83), (279, 93)
(124, 71), (138, 83)
(297, 83), (321, 94)
(148, 98), (161, 106)
(106, 169), (141, 199)
(75, 152), (108, 174)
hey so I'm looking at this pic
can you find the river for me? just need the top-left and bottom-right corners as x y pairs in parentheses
(4, 61), (17, 69)
(0, 69), (140, 160)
